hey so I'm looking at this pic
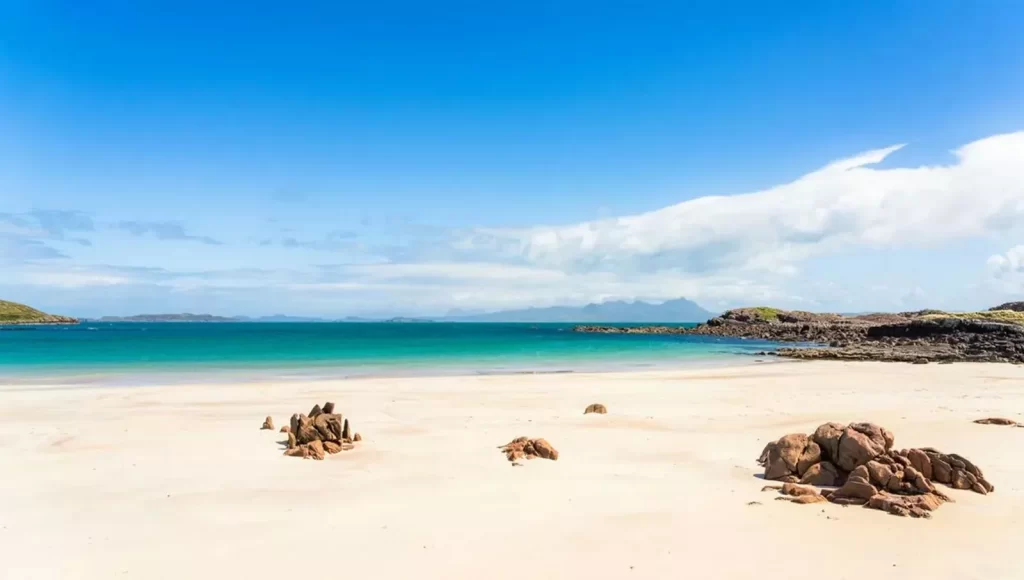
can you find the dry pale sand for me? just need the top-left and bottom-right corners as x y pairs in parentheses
(2, 361), (1024, 580)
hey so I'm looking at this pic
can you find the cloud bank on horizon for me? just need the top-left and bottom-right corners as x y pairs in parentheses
(3, 131), (1024, 317)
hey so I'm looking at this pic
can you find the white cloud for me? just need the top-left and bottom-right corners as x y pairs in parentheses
(987, 245), (1024, 296)
(988, 245), (1024, 275)
(462, 132), (1024, 275)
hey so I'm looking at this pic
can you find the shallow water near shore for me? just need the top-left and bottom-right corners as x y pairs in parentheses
(0, 322), (780, 385)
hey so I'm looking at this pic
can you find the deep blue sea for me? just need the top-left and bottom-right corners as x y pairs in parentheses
(0, 322), (780, 383)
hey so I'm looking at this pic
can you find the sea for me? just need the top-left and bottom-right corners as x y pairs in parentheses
(0, 322), (781, 385)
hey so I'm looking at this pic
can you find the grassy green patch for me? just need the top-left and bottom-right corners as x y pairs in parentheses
(919, 310), (1024, 325)
(0, 299), (54, 323)
(747, 306), (783, 321)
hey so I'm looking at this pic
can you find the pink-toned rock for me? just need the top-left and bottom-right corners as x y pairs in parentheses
(907, 448), (932, 480)
(279, 425), (290, 434)
(790, 494), (829, 504)
(865, 460), (894, 488)
(832, 465), (878, 501)
(797, 441), (822, 476)
(800, 461), (841, 486)
(780, 483), (819, 497)
(836, 426), (887, 471)
(764, 434), (814, 480)
(811, 422), (846, 463)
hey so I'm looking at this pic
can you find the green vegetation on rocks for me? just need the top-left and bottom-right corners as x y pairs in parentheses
(721, 306), (783, 322)
(919, 310), (1024, 325)
(0, 300), (78, 325)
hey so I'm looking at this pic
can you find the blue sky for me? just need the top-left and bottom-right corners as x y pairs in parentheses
(2, 1), (1023, 317)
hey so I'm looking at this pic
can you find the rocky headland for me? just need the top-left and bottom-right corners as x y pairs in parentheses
(575, 304), (1024, 363)
(0, 299), (79, 326)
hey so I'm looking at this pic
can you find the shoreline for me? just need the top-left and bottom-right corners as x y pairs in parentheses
(0, 351), (783, 391)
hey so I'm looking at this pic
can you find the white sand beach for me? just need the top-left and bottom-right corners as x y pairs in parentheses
(2, 361), (1023, 579)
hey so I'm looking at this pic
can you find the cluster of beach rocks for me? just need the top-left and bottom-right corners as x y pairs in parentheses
(759, 422), (993, 517)
(263, 402), (361, 460)
(499, 437), (559, 465)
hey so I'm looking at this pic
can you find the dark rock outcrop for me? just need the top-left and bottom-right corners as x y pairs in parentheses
(576, 306), (1024, 364)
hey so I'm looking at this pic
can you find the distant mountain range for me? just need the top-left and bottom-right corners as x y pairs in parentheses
(85, 298), (715, 324)
(438, 298), (715, 323)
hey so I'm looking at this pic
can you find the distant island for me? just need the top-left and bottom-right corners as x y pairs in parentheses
(439, 298), (715, 323)
(93, 313), (242, 322)
(0, 299), (78, 325)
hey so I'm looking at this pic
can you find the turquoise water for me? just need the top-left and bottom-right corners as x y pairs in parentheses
(0, 322), (779, 382)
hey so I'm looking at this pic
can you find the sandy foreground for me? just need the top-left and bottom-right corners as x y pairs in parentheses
(2, 361), (1023, 580)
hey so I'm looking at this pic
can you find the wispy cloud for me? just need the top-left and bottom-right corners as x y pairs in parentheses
(261, 229), (359, 251)
(458, 132), (1024, 276)
(115, 221), (222, 245)
(0, 209), (94, 246)
(0, 237), (70, 262)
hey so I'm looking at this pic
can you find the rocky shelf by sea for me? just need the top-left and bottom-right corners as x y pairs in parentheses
(574, 303), (1024, 364)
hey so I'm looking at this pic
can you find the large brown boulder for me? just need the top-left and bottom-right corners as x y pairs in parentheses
(261, 416), (275, 430)
(835, 423), (891, 471)
(800, 461), (841, 486)
(584, 403), (608, 414)
(322, 401), (335, 414)
(906, 448), (932, 479)
(832, 465), (879, 502)
(811, 422), (845, 463)
(313, 413), (344, 442)
(763, 434), (821, 480)
(309, 404), (322, 418)
(532, 438), (559, 460)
